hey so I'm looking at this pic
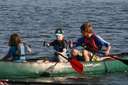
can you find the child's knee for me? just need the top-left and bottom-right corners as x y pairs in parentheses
(82, 50), (89, 55)
(71, 49), (79, 56)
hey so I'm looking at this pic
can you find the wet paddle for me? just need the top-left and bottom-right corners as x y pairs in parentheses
(56, 52), (83, 74)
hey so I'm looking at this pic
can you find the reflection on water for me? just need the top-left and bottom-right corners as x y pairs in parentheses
(0, 0), (128, 85)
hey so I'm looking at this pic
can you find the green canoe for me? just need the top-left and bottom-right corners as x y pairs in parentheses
(0, 55), (128, 79)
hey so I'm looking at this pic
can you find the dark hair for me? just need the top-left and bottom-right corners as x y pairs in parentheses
(80, 22), (93, 33)
(9, 33), (22, 46)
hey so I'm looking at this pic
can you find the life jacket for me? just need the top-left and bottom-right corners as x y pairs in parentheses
(18, 43), (27, 55)
(84, 34), (101, 53)
(15, 43), (28, 61)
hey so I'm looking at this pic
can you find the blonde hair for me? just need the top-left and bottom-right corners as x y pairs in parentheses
(80, 22), (93, 33)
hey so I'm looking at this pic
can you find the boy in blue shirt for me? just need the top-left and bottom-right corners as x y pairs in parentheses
(71, 22), (111, 62)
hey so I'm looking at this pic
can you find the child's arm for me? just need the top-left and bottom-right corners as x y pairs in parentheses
(26, 45), (32, 54)
(43, 41), (55, 47)
(96, 35), (110, 47)
(23, 43), (32, 54)
(96, 35), (111, 55)
(105, 45), (111, 55)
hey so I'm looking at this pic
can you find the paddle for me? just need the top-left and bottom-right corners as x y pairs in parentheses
(43, 41), (83, 73)
(107, 54), (128, 65)
(43, 40), (83, 73)
(56, 52), (83, 74)
(100, 52), (128, 65)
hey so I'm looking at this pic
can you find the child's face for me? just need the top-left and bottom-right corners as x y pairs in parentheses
(56, 34), (64, 40)
(82, 31), (92, 38)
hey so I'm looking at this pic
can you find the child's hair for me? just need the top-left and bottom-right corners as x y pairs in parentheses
(9, 33), (22, 46)
(80, 22), (93, 33)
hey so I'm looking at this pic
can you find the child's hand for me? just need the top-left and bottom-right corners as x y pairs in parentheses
(43, 41), (50, 47)
(46, 43), (50, 47)
(63, 48), (67, 53)
(68, 40), (73, 48)
(105, 50), (110, 56)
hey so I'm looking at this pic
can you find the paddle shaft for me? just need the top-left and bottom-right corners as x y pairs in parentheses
(99, 52), (128, 65)
(55, 52), (68, 60)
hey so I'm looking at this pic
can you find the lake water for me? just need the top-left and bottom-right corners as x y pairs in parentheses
(0, 0), (128, 84)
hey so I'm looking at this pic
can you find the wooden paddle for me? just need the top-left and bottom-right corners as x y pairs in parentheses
(56, 52), (83, 74)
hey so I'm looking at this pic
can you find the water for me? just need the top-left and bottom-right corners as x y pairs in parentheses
(0, 0), (128, 84)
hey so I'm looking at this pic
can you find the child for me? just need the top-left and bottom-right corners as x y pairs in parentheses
(71, 22), (111, 62)
(2, 33), (32, 62)
(47, 29), (68, 62)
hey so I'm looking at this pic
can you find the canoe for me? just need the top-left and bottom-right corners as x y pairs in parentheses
(0, 55), (128, 79)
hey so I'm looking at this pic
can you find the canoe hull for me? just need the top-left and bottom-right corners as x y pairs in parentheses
(0, 56), (128, 79)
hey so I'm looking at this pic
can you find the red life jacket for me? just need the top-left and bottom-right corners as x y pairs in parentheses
(84, 34), (101, 53)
